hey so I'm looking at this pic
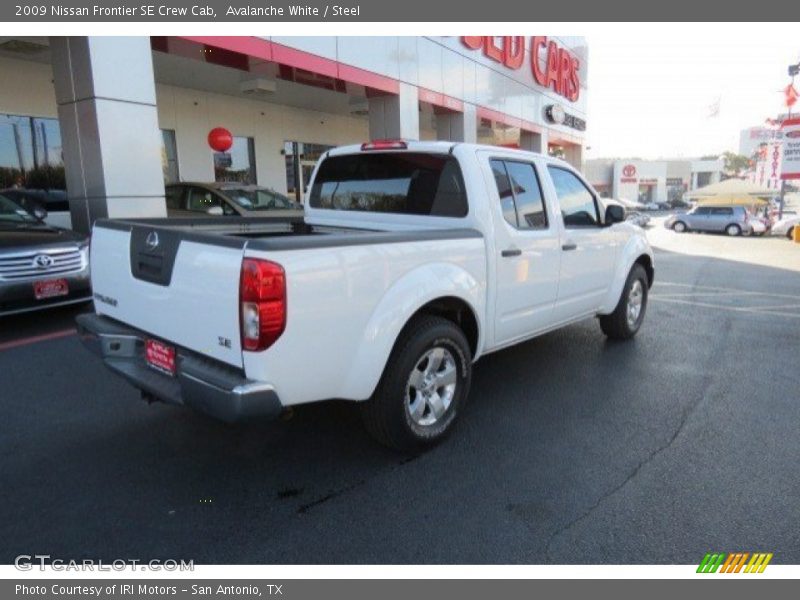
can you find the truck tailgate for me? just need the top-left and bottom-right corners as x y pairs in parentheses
(89, 222), (246, 368)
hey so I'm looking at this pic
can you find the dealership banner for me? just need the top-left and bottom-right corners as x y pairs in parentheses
(780, 118), (800, 180)
(3, 0), (800, 21)
(2, 579), (797, 599)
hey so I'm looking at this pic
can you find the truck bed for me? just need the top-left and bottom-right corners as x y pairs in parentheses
(96, 215), (482, 252)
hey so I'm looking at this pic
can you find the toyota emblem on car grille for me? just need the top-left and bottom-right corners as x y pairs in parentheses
(33, 254), (54, 269)
(145, 231), (160, 250)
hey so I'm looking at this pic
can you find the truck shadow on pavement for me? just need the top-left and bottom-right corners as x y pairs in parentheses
(1, 250), (799, 564)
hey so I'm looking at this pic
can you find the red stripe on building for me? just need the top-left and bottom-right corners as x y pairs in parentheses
(477, 106), (522, 129)
(418, 87), (464, 113)
(180, 36), (273, 62)
(337, 63), (399, 95)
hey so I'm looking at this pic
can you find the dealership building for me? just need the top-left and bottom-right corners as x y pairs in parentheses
(585, 157), (724, 204)
(0, 36), (588, 232)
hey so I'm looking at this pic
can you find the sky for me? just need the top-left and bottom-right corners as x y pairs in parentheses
(585, 30), (800, 160)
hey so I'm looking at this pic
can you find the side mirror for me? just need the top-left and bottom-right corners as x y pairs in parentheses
(33, 206), (48, 221)
(605, 204), (625, 225)
(206, 206), (224, 216)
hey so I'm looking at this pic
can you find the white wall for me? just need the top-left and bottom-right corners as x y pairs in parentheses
(0, 55), (370, 197)
(155, 85), (368, 195)
(613, 160), (668, 204)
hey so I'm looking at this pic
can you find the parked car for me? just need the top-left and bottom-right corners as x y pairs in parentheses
(664, 205), (753, 236)
(625, 211), (651, 228)
(748, 214), (768, 236)
(77, 141), (654, 451)
(668, 198), (691, 209)
(165, 182), (302, 218)
(0, 193), (90, 317)
(616, 197), (647, 211)
(768, 208), (796, 223)
(771, 214), (800, 239)
(1, 188), (72, 229)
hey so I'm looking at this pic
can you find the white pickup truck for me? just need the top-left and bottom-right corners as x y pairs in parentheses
(77, 141), (654, 451)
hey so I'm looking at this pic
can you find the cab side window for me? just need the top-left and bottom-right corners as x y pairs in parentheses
(547, 166), (600, 227)
(490, 159), (548, 230)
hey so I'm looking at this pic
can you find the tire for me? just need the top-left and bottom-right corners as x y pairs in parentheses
(788, 226), (795, 241)
(725, 224), (741, 236)
(599, 264), (649, 340)
(361, 315), (472, 452)
(672, 221), (687, 233)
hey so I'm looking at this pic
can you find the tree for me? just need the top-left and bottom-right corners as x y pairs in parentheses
(721, 151), (751, 177)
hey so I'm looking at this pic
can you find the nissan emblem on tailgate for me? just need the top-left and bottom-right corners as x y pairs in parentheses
(145, 231), (160, 250)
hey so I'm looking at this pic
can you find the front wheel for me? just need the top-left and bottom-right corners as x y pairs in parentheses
(361, 315), (472, 452)
(672, 221), (687, 233)
(599, 264), (649, 340)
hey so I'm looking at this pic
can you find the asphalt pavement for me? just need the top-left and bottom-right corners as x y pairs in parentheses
(1, 227), (799, 564)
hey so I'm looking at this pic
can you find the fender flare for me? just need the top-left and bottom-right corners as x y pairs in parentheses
(339, 262), (484, 401)
(598, 236), (654, 315)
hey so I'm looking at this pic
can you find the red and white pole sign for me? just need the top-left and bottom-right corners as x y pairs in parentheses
(780, 117), (800, 180)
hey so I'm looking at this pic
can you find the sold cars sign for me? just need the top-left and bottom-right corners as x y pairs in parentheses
(461, 36), (581, 102)
(780, 118), (800, 180)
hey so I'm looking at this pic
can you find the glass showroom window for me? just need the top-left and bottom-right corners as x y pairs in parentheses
(0, 113), (65, 190)
(214, 136), (256, 184)
(161, 129), (180, 184)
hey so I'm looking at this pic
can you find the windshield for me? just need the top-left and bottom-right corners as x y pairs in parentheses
(221, 188), (296, 211)
(0, 194), (38, 224)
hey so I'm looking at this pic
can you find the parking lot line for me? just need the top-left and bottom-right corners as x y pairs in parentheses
(651, 296), (800, 319)
(654, 281), (800, 302)
(0, 328), (77, 352)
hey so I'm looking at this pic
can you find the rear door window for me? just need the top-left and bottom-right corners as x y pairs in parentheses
(490, 159), (548, 229)
(310, 152), (468, 217)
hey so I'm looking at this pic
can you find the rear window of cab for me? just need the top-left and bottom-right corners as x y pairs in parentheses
(309, 152), (468, 218)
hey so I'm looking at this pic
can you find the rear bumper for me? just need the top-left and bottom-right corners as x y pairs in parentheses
(75, 313), (283, 422)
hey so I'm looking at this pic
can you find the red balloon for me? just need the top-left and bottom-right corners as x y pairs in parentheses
(208, 127), (233, 152)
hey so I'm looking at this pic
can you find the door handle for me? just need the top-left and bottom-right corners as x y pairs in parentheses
(501, 248), (522, 257)
(561, 242), (577, 251)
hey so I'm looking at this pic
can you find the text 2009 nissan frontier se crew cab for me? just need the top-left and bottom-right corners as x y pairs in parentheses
(77, 141), (654, 451)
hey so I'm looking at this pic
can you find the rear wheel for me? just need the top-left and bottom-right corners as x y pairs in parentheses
(361, 315), (472, 452)
(672, 221), (687, 233)
(599, 264), (649, 340)
(726, 224), (742, 236)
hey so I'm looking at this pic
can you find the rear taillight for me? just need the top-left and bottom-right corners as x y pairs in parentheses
(239, 258), (286, 352)
(361, 139), (407, 151)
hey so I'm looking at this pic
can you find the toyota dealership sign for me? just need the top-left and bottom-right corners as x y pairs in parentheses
(780, 118), (800, 180)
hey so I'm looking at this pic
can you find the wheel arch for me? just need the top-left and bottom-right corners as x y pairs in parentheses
(338, 262), (485, 402)
(599, 235), (655, 314)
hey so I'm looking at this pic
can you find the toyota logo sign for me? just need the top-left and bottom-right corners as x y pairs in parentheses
(33, 254), (54, 269)
(622, 164), (637, 178)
